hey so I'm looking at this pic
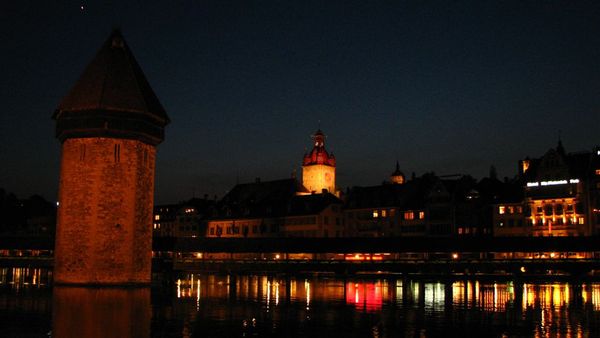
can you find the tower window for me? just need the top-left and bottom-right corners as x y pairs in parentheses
(114, 144), (121, 162)
(79, 144), (86, 161)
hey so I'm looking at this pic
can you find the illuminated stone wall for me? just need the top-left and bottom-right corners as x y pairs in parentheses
(54, 137), (155, 285)
(302, 164), (336, 195)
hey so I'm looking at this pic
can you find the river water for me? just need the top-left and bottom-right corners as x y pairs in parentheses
(1, 268), (600, 337)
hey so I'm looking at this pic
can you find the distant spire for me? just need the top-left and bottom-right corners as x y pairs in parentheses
(557, 130), (565, 155)
(390, 161), (405, 184)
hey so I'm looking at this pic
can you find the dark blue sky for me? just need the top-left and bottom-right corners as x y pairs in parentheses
(1, 1), (599, 204)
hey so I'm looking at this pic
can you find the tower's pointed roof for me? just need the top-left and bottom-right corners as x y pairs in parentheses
(53, 30), (169, 145)
(54, 29), (169, 123)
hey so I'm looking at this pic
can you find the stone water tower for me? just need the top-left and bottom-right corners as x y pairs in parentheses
(52, 30), (169, 284)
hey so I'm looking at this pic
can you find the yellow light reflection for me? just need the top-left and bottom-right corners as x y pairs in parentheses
(305, 279), (311, 310)
(196, 279), (201, 311)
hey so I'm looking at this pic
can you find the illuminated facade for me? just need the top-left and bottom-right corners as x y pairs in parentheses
(302, 129), (337, 195)
(53, 30), (169, 284)
(495, 141), (600, 237)
(523, 142), (600, 236)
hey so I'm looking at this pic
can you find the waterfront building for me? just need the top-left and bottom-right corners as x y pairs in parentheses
(493, 201), (528, 237)
(153, 198), (217, 238)
(153, 205), (178, 238)
(174, 198), (216, 238)
(205, 178), (343, 238)
(446, 175), (491, 237)
(343, 173), (454, 237)
(494, 141), (600, 237)
(53, 30), (169, 284)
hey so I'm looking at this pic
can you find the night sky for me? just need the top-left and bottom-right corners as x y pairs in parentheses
(1, 1), (599, 204)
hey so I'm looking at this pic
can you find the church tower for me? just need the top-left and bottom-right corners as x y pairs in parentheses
(390, 161), (405, 184)
(52, 30), (169, 285)
(302, 129), (337, 195)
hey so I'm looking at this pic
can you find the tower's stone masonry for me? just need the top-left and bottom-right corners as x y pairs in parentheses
(53, 30), (168, 285)
(55, 138), (156, 284)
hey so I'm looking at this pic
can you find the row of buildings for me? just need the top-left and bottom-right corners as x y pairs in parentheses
(153, 131), (600, 239)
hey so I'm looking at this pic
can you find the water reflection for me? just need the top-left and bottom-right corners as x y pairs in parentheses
(2, 269), (600, 337)
(345, 281), (384, 312)
(0, 267), (51, 288)
(165, 274), (600, 337)
(52, 287), (150, 338)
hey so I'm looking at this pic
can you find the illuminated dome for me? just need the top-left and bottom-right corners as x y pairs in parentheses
(302, 129), (336, 167)
(390, 161), (405, 184)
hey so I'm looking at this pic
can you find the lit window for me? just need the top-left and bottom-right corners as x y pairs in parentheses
(418, 211), (425, 219)
(381, 210), (387, 218)
(404, 212), (414, 220)
(596, 169), (600, 176)
(372, 210), (379, 218)
(507, 206), (514, 214)
(154, 215), (160, 221)
(579, 217), (585, 225)
(499, 206), (505, 214)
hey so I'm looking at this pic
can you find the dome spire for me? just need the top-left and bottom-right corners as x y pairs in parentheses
(390, 160), (405, 184)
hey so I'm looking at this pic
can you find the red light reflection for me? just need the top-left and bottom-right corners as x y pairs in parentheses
(345, 282), (382, 312)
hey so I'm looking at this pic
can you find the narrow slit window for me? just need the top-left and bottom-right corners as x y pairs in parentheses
(114, 144), (121, 162)
(80, 144), (86, 161)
